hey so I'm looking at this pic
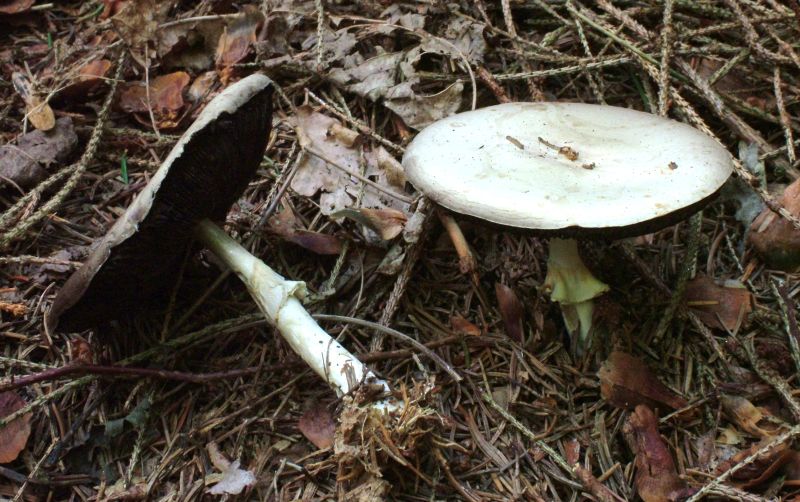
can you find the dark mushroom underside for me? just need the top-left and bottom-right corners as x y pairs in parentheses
(48, 84), (274, 332)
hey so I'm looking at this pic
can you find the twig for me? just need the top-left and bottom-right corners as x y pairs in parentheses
(313, 313), (462, 382)
(0, 363), (266, 393)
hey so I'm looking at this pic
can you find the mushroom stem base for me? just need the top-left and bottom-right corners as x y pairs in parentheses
(195, 219), (396, 410)
(544, 238), (609, 350)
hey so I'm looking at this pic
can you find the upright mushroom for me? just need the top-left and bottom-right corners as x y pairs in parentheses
(46, 74), (394, 406)
(402, 102), (733, 349)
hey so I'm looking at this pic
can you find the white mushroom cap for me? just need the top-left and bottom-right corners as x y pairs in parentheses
(402, 102), (733, 235)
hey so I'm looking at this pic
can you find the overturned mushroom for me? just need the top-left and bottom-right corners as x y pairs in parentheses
(45, 75), (394, 406)
(402, 102), (733, 350)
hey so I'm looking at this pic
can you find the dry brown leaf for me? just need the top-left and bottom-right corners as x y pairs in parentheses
(495, 283), (523, 342)
(721, 395), (785, 438)
(565, 438), (581, 465)
(0, 116), (78, 189)
(450, 315), (481, 336)
(215, 8), (262, 76)
(685, 274), (752, 331)
(0, 391), (31, 463)
(384, 79), (463, 130)
(268, 208), (342, 255)
(110, 0), (172, 64)
(187, 71), (217, 104)
(118, 72), (190, 128)
(421, 17), (487, 64)
(0, 0), (33, 14)
(331, 208), (407, 240)
(12, 72), (55, 131)
(598, 351), (688, 412)
(715, 437), (793, 489)
(301, 28), (358, 69)
(623, 405), (695, 502)
(288, 105), (409, 216)
(329, 51), (404, 101)
(0, 301), (27, 316)
(750, 177), (800, 271)
(59, 59), (112, 101)
(100, 476), (147, 501)
(298, 403), (336, 450)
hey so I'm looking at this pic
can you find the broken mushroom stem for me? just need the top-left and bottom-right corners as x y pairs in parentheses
(195, 219), (398, 412)
(438, 210), (478, 281)
(543, 238), (609, 351)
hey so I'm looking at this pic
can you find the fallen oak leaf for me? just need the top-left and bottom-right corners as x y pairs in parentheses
(623, 405), (695, 502)
(288, 105), (409, 216)
(0, 391), (32, 463)
(685, 274), (752, 332)
(598, 351), (688, 412)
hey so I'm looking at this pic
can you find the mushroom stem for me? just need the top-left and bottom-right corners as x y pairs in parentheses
(195, 218), (396, 410)
(438, 211), (478, 282)
(543, 238), (609, 350)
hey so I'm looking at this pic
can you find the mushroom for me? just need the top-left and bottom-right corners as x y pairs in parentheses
(402, 102), (733, 349)
(45, 74), (394, 407)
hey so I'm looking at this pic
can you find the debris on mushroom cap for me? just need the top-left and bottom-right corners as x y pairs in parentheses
(46, 74), (274, 333)
(402, 102), (734, 236)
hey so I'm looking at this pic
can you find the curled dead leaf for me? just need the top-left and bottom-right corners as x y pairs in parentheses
(119, 72), (190, 128)
(331, 208), (407, 240)
(0, 0), (33, 14)
(715, 437), (793, 489)
(58, 59), (113, 101)
(119, 71), (190, 114)
(12, 72), (55, 131)
(216, 8), (263, 73)
(598, 351), (688, 412)
(269, 208), (342, 255)
(721, 394), (786, 438)
(623, 405), (694, 502)
(0, 391), (31, 463)
(685, 274), (752, 332)
(495, 283), (524, 342)
(450, 315), (481, 336)
(750, 177), (800, 271)
(298, 403), (336, 450)
(206, 442), (256, 495)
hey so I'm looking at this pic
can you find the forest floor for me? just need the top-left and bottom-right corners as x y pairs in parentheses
(2, 0), (800, 500)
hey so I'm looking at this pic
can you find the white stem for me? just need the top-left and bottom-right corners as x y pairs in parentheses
(196, 219), (396, 411)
